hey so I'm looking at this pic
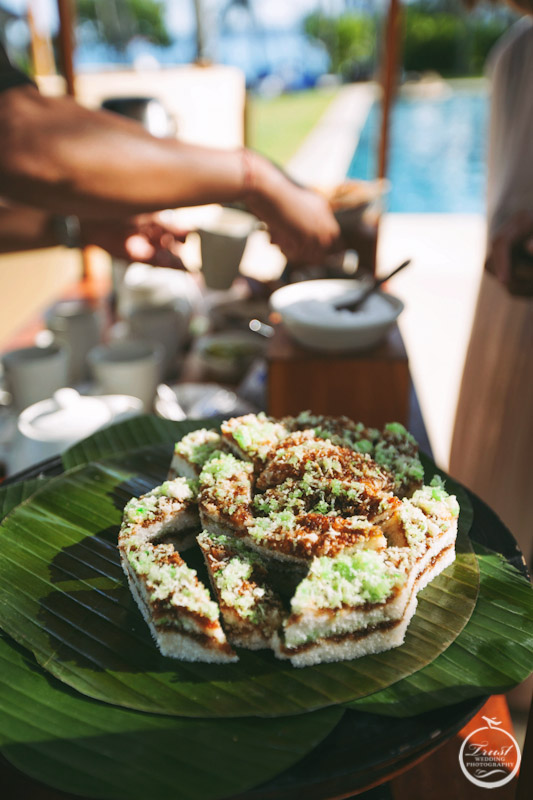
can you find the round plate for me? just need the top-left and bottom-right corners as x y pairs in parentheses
(0, 447), (478, 718)
(0, 445), (529, 799)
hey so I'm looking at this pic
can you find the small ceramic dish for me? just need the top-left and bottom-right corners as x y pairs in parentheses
(194, 331), (266, 381)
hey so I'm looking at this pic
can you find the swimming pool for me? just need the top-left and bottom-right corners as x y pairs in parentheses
(347, 89), (489, 213)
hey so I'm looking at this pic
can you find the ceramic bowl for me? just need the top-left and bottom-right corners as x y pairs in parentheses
(269, 278), (404, 353)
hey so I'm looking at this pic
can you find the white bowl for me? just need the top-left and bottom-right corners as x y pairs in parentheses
(270, 279), (404, 353)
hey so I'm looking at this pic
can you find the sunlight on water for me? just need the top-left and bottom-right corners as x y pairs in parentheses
(348, 90), (489, 213)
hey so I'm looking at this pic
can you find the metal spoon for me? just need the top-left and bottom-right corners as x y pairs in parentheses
(333, 259), (412, 312)
(249, 319), (274, 338)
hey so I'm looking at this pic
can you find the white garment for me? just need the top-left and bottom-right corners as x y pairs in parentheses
(450, 18), (533, 571)
(486, 17), (533, 238)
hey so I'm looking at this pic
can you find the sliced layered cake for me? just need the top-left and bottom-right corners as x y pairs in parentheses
(273, 476), (459, 667)
(119, 413), (460, 667)
(221, 412), (289, 469)
(119, 477), (236, 662)
(120, 477), (200, 552)
(285, 413), (424, 497)
(273, 547), (417, 666)
(197, 530), (284, 650)
(168, 428), (223, 479)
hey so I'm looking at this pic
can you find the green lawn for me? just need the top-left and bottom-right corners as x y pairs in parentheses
(247, 87), (339, 167)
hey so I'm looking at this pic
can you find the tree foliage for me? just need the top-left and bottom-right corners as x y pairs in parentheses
(305, 4), (512, 80)
(304, 12), (376, 79)
(77, 0), (171, 51)
(403, 9), (465, 75)
(404, 3), (512, 76)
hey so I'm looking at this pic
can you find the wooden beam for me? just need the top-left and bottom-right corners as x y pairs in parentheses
(378, 0), (402, 180)
(55, 0), (95, 280)
(27, 3), (56, 77)
(56, 0), (76, 96)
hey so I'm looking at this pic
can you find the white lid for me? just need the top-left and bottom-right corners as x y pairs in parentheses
(18, 389), (112, 443)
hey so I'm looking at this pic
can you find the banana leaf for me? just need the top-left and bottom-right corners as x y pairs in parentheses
(0, 477), (342, 800)
(346, 543), (533, 716)
(62, 415), (202, 471)
(0, 629), (341, 800)
(0, 476), (46, 517)
(0, 430), (478, 718)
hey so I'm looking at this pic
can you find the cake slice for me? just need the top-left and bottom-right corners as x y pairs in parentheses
(121, 544), (237, 662)
(284, 413), (424, 497)
(375, 476), (459, 590)
(273, 547), (416, 667)
(119, 479), (236, 662)
(197, 451), (254, 535)
(221, 412), (290, 470)
(197, 530), (284, 650)
(243, 512), (387, 565)
(120, 477), (200, 552)
(255, 432), (393, 501)
(169, 428), (222, 479)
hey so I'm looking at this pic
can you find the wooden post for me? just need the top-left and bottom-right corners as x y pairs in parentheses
(56, 0), (95, 280)
(358, 1), (403, 277)
(377, 0), (403, 180)
(56, 0), (76, 97)
(27, 2), (56, 77)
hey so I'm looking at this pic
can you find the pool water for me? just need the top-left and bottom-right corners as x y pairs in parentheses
(347, 90), (489, 213)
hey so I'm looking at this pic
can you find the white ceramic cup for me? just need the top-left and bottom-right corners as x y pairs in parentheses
(127, 304), (189, 378)
(87, 340), (163, 411)
(197, 208), (255, 290)
(2, 344), (69, 411)
(45, 300), (102, 384)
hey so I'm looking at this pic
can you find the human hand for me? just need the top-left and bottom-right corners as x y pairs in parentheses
(244, 153), (342, 264)
(80, 212), (189, 268)
(487, 210), (533, 288)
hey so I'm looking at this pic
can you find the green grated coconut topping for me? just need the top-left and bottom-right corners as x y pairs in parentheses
(291, 550), (406, 613)
(128, 547), (219, 621)
(225, 412), (288, 460)
(175, 428), (221, 466)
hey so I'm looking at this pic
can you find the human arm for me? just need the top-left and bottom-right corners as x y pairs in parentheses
(0, 205), (188, 267)
(0, 84), (341, 263)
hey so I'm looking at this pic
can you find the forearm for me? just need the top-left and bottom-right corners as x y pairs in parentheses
(0, 86), (247, 217)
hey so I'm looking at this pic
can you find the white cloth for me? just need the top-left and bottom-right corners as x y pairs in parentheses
(486, 17), (533, 238)
(450, 18), (533, 570)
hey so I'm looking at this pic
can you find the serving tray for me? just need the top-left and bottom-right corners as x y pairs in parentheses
(0, 420), (530, 800)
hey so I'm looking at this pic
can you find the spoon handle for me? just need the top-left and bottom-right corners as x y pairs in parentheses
(334, 259), (411, 312)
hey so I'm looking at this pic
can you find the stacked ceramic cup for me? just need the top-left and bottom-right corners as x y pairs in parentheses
(45, 300), (101, 385)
